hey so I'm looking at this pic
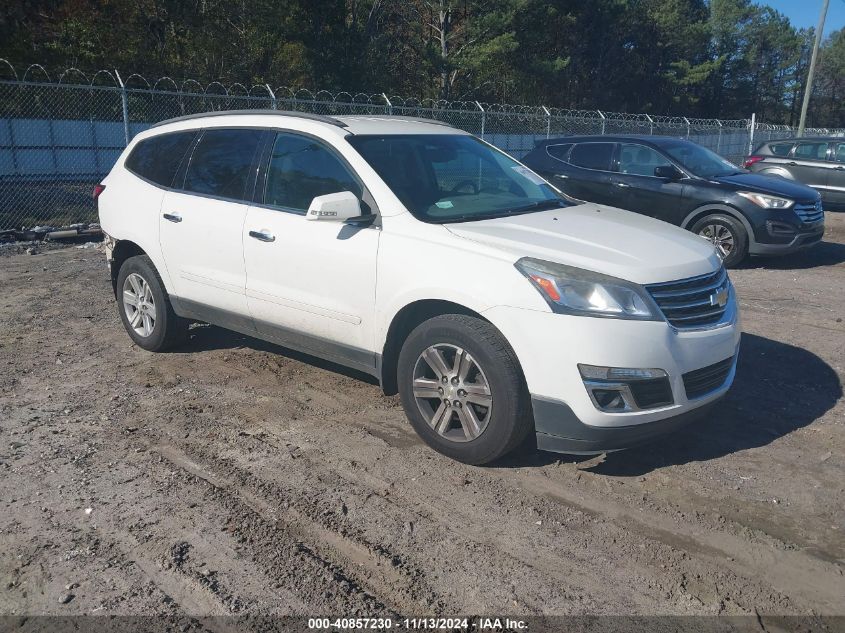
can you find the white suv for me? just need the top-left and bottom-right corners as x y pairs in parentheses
(97, 111), (740, 464)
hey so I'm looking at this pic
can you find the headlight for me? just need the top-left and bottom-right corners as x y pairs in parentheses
(515, 258), (660, 320)
(737, 191), (794, 209)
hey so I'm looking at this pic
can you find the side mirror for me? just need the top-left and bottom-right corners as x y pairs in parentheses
(654, 165), (683, 180)
(305, 191), (369, 224)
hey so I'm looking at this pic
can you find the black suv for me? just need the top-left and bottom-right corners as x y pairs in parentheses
(744, 137), (845, 211)
(522, 135), (823, 267)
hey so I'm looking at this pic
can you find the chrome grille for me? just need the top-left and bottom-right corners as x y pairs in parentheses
(646, 267), (730, 329)
(794, 200), (824, 224)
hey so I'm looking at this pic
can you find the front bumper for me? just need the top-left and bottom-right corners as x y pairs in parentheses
(749, 223), (824, 255)
(533, 395), (723, 453)
(483, 303), (741, 453)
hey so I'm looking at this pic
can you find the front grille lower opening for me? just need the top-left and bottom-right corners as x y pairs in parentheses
(683, 356), (734, 399)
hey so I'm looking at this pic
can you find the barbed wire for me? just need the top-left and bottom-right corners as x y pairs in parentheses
(1, 59), (842, 231)
(1, 60), (843, 135)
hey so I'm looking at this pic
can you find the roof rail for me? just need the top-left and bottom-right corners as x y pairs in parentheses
(151, 109), (348, 129)
(340, 114), (454, 128)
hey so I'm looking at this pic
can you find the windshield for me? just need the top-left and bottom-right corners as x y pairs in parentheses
(347, 134), (568, 223)
(661, 140), (740, 179)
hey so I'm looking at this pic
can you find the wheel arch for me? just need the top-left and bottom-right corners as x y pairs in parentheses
(680, 203), (755, 241)
(379, 299), (488, 395)
(758, 167), (794, 180)
(110, 240), (147, 295)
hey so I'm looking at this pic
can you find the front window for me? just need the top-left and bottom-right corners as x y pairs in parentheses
(347, 134), (567, 223)
(661, 140), (739, 179)
(264, 133), (362, 213)
(618, 143), (673, 177)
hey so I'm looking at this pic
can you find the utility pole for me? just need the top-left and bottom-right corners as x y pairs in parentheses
(797, 0), (829, 136)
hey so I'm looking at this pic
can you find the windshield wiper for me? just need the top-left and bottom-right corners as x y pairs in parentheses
(430, 199), (567, 224)
(504, 199), (567, 214)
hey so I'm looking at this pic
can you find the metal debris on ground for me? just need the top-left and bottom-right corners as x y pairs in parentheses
(0, 223), (102, 244)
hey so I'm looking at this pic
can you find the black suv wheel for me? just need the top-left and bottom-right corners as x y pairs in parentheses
(691, 214), (748, 267)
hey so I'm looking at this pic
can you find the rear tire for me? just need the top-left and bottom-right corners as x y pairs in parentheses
(116, 255), (188, 351)
(397, 314), (532, 465)
(691, 214), (748, 268)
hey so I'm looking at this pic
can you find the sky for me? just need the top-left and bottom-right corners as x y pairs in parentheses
(753, 0), (845, 37)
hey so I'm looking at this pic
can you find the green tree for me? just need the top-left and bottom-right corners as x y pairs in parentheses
(812, 28), (845, 128)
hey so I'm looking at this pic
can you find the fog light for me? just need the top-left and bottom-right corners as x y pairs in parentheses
(766, 220), (795, 236)
(579, 364), (673, 412)
(591, 388), (627, 410)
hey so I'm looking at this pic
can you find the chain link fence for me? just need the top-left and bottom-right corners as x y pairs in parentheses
(2, 61), (843, 231)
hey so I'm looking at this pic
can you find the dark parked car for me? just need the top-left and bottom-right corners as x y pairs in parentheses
(743, 137), (845, 211)
(522, 135), (823, 267)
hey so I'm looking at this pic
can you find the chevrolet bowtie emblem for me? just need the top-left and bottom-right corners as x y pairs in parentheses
(710, 286), (729, 308)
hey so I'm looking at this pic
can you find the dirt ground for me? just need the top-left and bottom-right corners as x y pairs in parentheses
(0, 215), (844, 630)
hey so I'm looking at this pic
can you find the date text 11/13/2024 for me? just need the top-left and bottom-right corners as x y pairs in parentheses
(307, 617), (528, 630)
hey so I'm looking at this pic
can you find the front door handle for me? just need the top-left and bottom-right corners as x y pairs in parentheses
(249, 229), (275, 243)
(835, 166), (844, 170)
(613, 181), (631, 188)
(163, 212), (182, 223)
(787, 161), (797, 166)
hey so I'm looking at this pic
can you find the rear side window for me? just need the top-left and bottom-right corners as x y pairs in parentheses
(768, 142), (793, 157)
(794, 142), (828, 161)
(546, 143), (572, 162)
(184, 128), (264, 200)
(833, 143), (845, 164)
(570, 143), (615, 171)
(125, 131), (196, 187)
(264, 133), (362, 212)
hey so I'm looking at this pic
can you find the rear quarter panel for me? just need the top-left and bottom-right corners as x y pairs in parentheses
(99, 158), (173, 292)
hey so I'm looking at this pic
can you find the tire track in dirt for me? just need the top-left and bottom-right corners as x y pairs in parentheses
(3, 242), (845, 619)
(155, 407), (746, 614)
(224, 410), (827, 615)
(238, 387), (844, 613)
(149, 442), (430, 616)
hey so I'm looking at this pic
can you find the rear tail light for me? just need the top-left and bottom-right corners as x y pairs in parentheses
(742, 155), (763, 168)
(93, 184), (106, 200)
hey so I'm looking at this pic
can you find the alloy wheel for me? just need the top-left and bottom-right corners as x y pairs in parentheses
(699, 224), (735, 259)
(122, 272), (157, 337)
(412, 344), (493, 442)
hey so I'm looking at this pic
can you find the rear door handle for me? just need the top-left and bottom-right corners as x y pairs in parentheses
(163, 212), (182, 223)
(835, 166), (844, 170)
(787, 162), (797, 166)
(613, 181), (631, 188)
(249, 229), (275, 243)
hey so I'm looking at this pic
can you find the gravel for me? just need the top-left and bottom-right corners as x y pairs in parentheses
(0, 217), (843, 623)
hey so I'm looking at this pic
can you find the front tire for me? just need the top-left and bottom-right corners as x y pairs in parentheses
(691, 214), (748, 268)
(116, 255), (188, 351)
(397, 314), (532, 465)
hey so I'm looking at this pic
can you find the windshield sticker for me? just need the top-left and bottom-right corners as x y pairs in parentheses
(511, 165), (546, 185)
(435, 200), (454, 209)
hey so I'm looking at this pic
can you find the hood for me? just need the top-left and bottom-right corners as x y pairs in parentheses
(713, 172), (819, 202)
(445, 204), (722, 285)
